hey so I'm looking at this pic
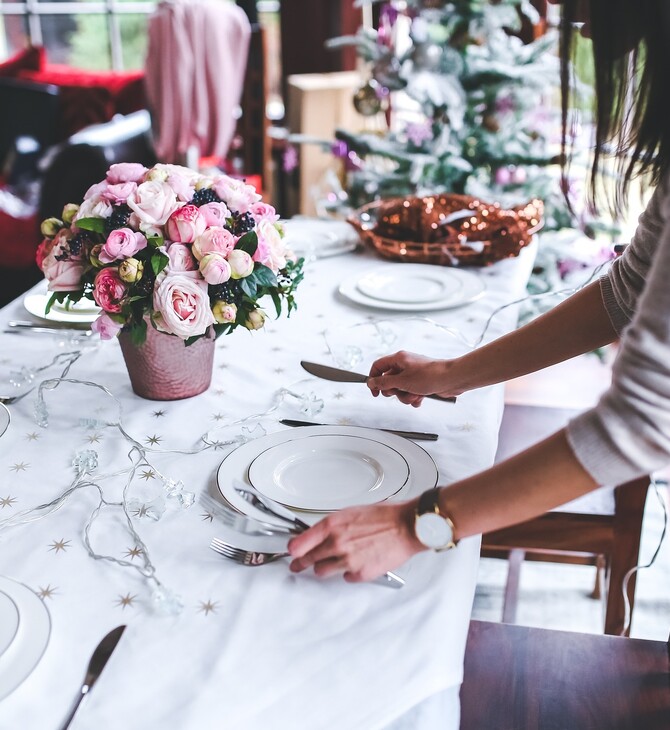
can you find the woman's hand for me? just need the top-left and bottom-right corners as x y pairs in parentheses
(367, 351), (460, 407)
(288, 499), (425, 583)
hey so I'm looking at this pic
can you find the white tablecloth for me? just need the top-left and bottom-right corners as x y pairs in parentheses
(0, 241), (534, 730)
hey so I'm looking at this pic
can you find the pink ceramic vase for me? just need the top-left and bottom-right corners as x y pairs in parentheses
(118, 325), (215, 400)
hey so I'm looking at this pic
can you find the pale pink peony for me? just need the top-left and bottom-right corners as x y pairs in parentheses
(228, 249), (254, 279)
(199, 202), (231, 228)
(152, 272), (215, 338)
(41, 229), (85, 292)
(192, 226), (236, 261)
(107, 163), (148, 184)
(75, 197), (113, 221)
(93, 268), (127, 313)
(250, 202), (279, 224)
(199, 253), (232, 285)
(99, 228), (147, 263)
(253, 220), (287, 272)
(166, 243), (199, 273)
(91, 313), (123, 340)
(212, 175), (261, 213)
(84, 181), (109, 200)
(102, 182), (138, 205)
(166, 205), (206, 243)
(127, 180), (180, 228)
(167, 172), (196, 202)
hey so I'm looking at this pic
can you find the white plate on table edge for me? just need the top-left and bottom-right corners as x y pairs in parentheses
(0, 576), (51, 701)
(23, 292), (100, 324)
(339, 265), (485, 312)
(280, 219), (360, 257)
(356, 264), (465, 305)
(0, 403), (9, 439)
(215, 426), (438, 552)
(0, 590), (20, 658)
(247, 433), (410, 512)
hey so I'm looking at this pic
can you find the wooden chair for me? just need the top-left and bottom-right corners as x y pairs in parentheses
(460, 620), (670, 730)
(482, 404), (650, 635)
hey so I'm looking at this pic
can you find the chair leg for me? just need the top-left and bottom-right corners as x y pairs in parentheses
(501, 549), (525, 624)
(590, 554), (606, 600)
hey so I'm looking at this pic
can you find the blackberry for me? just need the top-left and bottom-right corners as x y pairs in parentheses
(69, 231), (91, 257)
(232, 211), (255, 236)
(105, 204), (132, 234)
(191, 188), (222, 207)
(210, 280), (243, 306)
(134, 272), (155, 297)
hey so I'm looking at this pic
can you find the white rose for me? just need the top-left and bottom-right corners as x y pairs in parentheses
(127, 180), (180, 228)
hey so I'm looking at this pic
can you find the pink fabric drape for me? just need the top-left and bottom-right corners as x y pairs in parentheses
(145, 0), (251, 164)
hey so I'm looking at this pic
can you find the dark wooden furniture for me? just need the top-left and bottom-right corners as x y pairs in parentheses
(482, 404), (650, 636)
(461, 620), (670, 730)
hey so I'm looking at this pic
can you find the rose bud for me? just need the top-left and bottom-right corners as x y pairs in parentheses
(145, 167), (168, 182)
(89, 244), (105, 267)
(40, 218), (63, 238)
(61, 204), (80, 225)
(199, 253), (232, 285)
(166, 204), (206, 243)
(244, 309), (266, 330)
(212, 300), (237, 324)
(228, 249), (254, 279)
(119, 257), (144, 283)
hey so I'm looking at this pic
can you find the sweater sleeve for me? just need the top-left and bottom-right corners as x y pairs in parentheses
(566, 178), (670, 485)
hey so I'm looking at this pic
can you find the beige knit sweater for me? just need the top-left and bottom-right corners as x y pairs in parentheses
(567, 176), (670, 485)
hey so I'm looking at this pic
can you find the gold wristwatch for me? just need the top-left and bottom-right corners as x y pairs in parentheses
(415, 488), (459, 551)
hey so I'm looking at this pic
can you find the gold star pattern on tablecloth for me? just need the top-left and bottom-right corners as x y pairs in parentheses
(337, 417), (353, 426)
(38, 585), (57, 600)
(9, 462), (29, 472)
(214, 388), (226, 396)
(25, 432), (39, 441)
(86, 434), (102, 444)
(124, 546), (143, 560)
(131, 504), (150, 518)
(218, 363), (229, 370)
(274, 367), (285, 375)
(201, 511), (214, 523)
(140, 469), (156, 481)
(115, 593), (137, 609)
(49, 539), (71, 553)
(198, 600), (218, 615)
(333, 392), (345, 400)
(152, 410), (166, 418)
(458, 422), (476, 432)
(212, 413), (225, 421)
(0, 496), (16, 508)
(145, 435), (162, 446)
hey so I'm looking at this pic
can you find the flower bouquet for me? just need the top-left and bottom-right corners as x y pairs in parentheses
(36, 163), (304, 345)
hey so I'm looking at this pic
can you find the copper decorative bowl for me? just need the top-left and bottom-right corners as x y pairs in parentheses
(348, 193), (544, 267)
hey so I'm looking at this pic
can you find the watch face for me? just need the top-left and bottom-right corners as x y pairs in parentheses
(416, 512), (453, 550)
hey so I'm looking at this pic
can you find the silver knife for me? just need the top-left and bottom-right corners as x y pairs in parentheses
(280, 418), (438, 441)
(300, 361), (457, 403)
(234, 483), (405, 589)
(59, 625), (126, 730)
(6, 321), (92, 336)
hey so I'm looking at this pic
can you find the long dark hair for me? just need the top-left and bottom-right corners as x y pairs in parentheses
(560, 0), (670, 216)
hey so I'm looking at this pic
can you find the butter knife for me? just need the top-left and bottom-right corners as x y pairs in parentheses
(6, 321), (93, 336)
(300, 361), (457, 403)
(280, 418), (438, 441)
(59, 625), (126, 730)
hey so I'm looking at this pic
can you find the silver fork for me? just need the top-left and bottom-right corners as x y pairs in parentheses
(200, 493), (298, 536)
(0, 386), (36, 405)
(209, 537), (289, 566)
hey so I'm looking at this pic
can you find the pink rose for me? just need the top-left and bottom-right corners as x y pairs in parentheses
(107, 163), (148, 184)
(127, 180), (180, 228)
(253, 220), (287, 271)
(199, 253), (232, 285)
(167, 172), (196, 202)
(102, 182), (138, 205)
(75, 197), (113, 221)
(84, 181), (109, 200)
(166, 205), (206, 243)
(35, 237), (54, 270)
(99, 228), (147, 263)
(228, 249), (254, 279)
(91, 313), (122, 340)
(93, 268), (127, 313)
(41, 230), (85, 292)
(166, 243), (199, 273)
(212, 301), (237, 323)
(192, 227), (236, 261)
(152, 272), (215, 339)
(250, 202), (279, 224)
(199, 202), (231, 228)
(212, 175), (261, 213)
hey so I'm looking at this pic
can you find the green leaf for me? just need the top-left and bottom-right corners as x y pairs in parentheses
(253, 263), (277, 289)
(147, 234), (164, 248)
(76, 217), (107, 234)
(236, 231), (258, 257)
(129, 318), (148, 346)
(151, 251), (170, 277)
(269, 289), (282, 317)
(239, 275), (258, 299)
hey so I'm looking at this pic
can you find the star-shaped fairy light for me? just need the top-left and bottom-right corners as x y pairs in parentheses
(38, 585), (57, 600)
(49, 539), (71, 553)
(115, 593), (137, 609)
(25, 432), (39, 441)
(198, 600), (218, 615)
(9, 462), (29, 472)
(152, 410), (166, 418)
(145, 435), (162, 446)
(0, 496), (17, 509)
(140, 469), (156, 481)
(124, 546), (143, 560)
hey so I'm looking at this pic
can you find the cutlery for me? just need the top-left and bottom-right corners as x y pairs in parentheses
(200, 492), (299, 536)
(300, 361), (457, 403)
(210, 538), (289, 566)
(233, 483), (405, 589)
(0, 386), (36, 405)
(5, 321), (93, 336)
(279, 418), (439, 441)
(59, 625), (126, 730)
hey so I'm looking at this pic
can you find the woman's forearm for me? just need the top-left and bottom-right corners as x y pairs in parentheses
(447, 280), (618, 393)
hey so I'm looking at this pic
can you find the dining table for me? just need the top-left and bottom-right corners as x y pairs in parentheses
(0, 227), (536, 730)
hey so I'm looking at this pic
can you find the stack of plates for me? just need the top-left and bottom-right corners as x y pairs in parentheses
(0, 576), (51, 700)
(280, 218), (360, 260)
(215, 425), (438, 550)
(339, 263), (485, 311)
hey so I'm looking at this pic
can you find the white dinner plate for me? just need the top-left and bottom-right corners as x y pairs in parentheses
(23, 292), (100, 324)
(0, 576), (51, 701)
(0, 591), (20, 658)
(0, 403), (9, 439)
(356, 264), (464, 304)
(281, 218), (360, 259)
(339, 264), (485, 312)
(216, 425), (439, 530)
(247, 433), (410, 511)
